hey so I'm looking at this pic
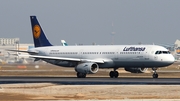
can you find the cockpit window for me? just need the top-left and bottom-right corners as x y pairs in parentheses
(155, 51), (159, 54)
(159, 51), (162, 54)
(163, 51), (168, 54)
(155, 51), (170, 54)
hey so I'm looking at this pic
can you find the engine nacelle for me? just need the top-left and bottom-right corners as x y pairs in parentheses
(124, 67), (148, 73)
(75, 63), (99, 74)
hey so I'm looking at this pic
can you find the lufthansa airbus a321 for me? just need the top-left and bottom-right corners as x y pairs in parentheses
(11, 16), (175, 78)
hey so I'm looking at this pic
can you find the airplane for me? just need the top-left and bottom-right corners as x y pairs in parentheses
(61, 40), (68, 46)
(9, 16), (175, 78)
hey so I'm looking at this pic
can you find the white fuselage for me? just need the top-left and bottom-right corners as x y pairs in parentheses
(29, 45), (175, 68)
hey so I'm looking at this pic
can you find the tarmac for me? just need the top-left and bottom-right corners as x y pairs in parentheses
(0, 63), (180, 100)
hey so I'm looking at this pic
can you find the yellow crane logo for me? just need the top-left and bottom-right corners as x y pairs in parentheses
(33, 25), (41, 39)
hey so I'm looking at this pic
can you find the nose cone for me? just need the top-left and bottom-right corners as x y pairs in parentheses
(157, 54), (175, 67)
(167, 54), (175, 65)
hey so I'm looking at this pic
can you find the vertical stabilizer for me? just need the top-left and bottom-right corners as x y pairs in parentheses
(61, 40), (68, 46)
(30, 16), (52, 47)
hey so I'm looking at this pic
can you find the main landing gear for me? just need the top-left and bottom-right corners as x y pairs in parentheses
(109, 68), (119, 78)
(77, 72), (86, 78)
(152, 67), (158, 78)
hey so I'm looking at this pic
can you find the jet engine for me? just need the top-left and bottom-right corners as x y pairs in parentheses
(75, 63), (99, 74)
(124, 67), (148, 73)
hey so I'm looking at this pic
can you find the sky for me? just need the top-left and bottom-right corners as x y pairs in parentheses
(0, 0), (180, 45)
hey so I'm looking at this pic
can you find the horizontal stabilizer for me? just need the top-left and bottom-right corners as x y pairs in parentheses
(7, 49), (39, 55)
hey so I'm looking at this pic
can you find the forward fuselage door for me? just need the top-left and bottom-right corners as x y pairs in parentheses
(114, 49), (119, 61)
(144, 47), (150, 61)
(79, 49), (83, 59)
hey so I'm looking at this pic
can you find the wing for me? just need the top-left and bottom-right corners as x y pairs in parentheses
(7, 49), (105, 63)
(29, 55), (104, 63)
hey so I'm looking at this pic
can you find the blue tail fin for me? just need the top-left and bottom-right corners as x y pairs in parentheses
(30, 16), (52, 47)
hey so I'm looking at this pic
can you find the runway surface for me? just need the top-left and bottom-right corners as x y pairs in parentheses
(0, 76), (180, 85)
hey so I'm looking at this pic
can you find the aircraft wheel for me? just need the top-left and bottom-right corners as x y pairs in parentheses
(114, 71), (119, 78)
(77, 72), (86, 78)
(152, 73), (158, 78)
(109, 71), (119, 78)
(109, 71), (114, 78)
(82, 73), (86, 78)
(77, 72), (80, 78)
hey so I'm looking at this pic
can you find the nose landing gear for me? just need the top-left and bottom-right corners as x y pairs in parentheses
(152, 67), (158, 78)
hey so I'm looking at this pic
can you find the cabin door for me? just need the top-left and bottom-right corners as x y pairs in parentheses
(79, 49), (83, 59)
